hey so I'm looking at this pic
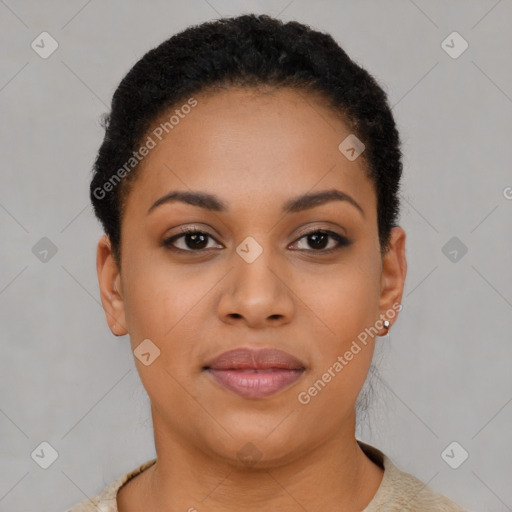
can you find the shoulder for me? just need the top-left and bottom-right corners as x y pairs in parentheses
(66, 458), (157, 512)
(358, 440), (470, 512)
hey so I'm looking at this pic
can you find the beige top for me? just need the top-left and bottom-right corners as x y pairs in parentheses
(67, 440), (469, 511)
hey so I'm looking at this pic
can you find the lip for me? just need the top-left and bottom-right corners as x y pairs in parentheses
(203, 347), (306, 399)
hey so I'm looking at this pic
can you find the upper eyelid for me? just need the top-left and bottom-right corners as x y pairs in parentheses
(172, 221), (347, 238)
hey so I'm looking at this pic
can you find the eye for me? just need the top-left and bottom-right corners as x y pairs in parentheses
(290, 229), (351, 253)
(162, 227), (351, 254)
(162, 227), (222, 252)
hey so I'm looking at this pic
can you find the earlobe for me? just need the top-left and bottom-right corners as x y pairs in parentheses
(96, 235), (128, 337)
(378, 226), (407, 331)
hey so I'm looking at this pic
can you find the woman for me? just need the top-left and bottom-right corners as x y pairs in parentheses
(70, 14), (469, 511)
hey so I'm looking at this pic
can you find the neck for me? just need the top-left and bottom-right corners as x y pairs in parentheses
(131, 416), (384, 512)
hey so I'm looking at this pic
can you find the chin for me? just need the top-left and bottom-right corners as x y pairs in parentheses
(197, 423), (308, 470)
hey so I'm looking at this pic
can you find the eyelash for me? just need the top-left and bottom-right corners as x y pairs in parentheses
(162, 227), (351, 255)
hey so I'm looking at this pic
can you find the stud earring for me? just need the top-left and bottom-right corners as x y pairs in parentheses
(383, 320), (390, 329)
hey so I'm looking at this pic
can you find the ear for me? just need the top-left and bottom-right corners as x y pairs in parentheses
(96, 234), (128, 336)
(379, 226), (407, 329)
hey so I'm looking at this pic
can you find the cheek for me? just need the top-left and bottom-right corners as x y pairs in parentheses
(296, 273), (378, 422)
(122, 256), (213, 371)
(300, 255), (381, 342)
(122, 250), (184, 336)
(121, 262), (203, 410)
(295, 252), (381, 398)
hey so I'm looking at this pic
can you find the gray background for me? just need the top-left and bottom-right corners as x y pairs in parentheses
(1, 1), (511, 511)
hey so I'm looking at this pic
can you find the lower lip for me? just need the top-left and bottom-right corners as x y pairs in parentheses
(205, 368), (304, 399)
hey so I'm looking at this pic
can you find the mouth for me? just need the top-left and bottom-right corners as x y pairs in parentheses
(203, 347), (306, 399)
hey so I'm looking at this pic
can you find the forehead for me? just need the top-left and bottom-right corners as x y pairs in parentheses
(123, 86), (376, 219)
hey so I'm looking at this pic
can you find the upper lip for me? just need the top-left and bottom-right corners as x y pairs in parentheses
(203, 347), (306, 371)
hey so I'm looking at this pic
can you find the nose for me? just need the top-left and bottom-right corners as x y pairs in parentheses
(217, 247), (295, 329)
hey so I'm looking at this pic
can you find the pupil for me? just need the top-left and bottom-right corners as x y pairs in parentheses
(188, 233), (207, 249)
(309, 233), (327, 249)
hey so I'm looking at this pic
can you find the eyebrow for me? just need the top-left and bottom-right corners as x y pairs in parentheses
(147, 188), (365, 218)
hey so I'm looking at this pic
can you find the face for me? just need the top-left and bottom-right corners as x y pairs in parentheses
(97, 86), (406, 467)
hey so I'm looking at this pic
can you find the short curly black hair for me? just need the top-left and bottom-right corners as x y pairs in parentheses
(90, 14), (403, 268)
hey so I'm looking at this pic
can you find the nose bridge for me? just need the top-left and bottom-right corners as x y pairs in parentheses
(218, 233), (294, 326)
(234, 234), (282, 297)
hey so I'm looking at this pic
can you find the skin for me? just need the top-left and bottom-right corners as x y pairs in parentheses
(97, 86), (407, 511)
